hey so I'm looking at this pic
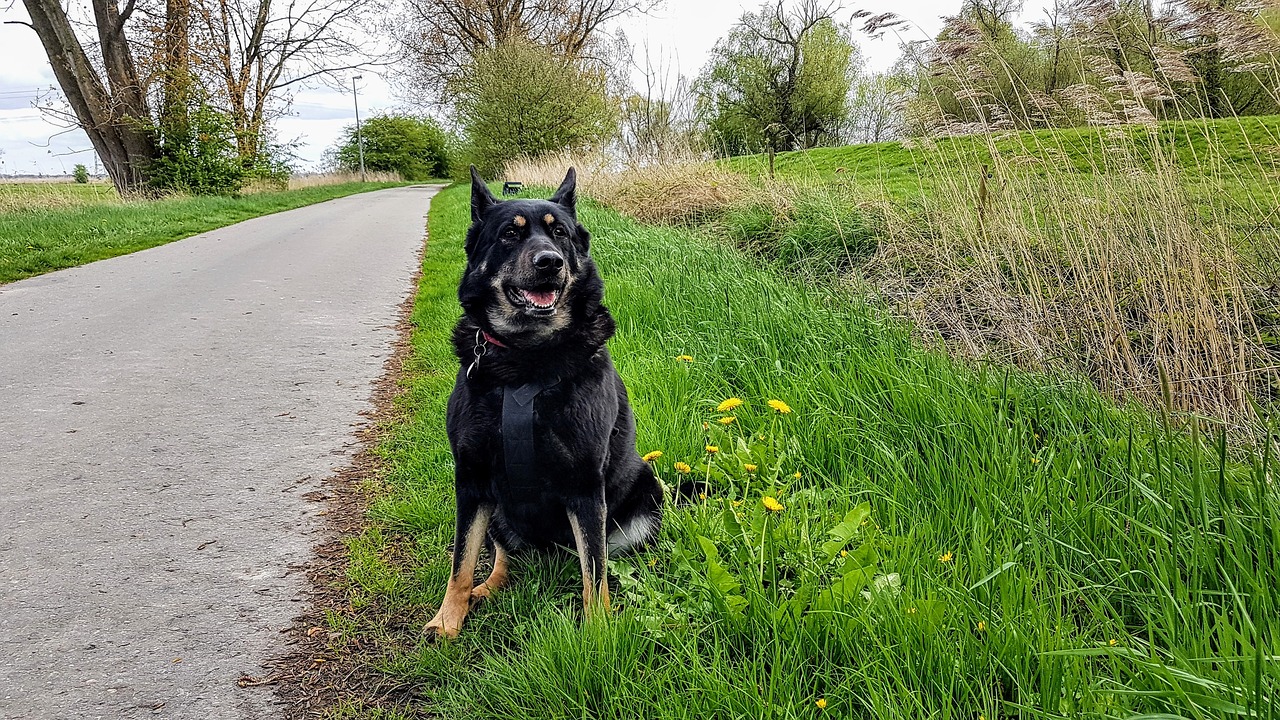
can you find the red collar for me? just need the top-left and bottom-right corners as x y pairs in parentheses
(482, 330), (507, 348)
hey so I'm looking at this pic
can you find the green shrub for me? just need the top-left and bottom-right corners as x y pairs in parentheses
(333, 114), (452, 180)
(73, 164), (89, 184)
(147, 104), (246, 195)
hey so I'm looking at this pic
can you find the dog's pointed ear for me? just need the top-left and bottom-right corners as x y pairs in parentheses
(470, 165), (498, 223)
(549, 167), (577, 215)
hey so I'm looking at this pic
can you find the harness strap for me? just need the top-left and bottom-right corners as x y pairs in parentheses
(501, 378), (560, 489)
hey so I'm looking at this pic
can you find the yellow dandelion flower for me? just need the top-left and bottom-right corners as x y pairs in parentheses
(676, 355), (694, 362)
(767, 399), (792, 414)
(939, 551), (954, 564)
(674, 461), (692, 474)
(648, 557), (657, 568)
(840, 549), (848, 557)
(719, 416), (736, 425)
(706, 445), (719, 454)
(816, 698), (827, 710)
(642, 451), (663, 463)
(744, 463), (758, 473)
(980, 715), (987, 720)
(762, 496), (783, 512)
(732, 500), (742, 507)
(793, 471), (802, 479)
(699, 492), (707, 500)
(1108, 638), (1117, 647)
(1031, 457), (1040, 464)
(977, 621), (986, 631)
(908, 607), (918, 614)
(717, 397), (744, 412)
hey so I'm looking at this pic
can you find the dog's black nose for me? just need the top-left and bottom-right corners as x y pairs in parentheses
(533, 250), (564, 272)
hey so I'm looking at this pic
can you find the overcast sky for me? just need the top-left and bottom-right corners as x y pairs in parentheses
(0, 0), (1018, 176)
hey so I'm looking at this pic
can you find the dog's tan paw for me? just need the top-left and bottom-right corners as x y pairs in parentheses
(470, 583), (494, 602)
(423, 619), (461, 641)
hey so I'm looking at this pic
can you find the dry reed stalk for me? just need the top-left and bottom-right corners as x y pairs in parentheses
(503, 151), (751, 225)
(863, 139), (1275, 422)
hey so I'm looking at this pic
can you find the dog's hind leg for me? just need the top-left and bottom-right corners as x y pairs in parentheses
(470, 540), (509, 601)
(425, 500), (493, 640)
(566, 499), (610, 613)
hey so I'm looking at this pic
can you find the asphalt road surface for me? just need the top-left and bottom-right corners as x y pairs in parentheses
(0, 185), (439, 719)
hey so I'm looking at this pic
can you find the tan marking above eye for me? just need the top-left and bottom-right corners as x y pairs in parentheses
(544, 214), (555, 224)
(512, 215), (526, 227)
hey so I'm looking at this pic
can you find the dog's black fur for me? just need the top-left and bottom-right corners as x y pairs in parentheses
(425, 167), (663, 638)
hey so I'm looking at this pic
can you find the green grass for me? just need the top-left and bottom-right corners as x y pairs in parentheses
(724, 114), (1280, 194)
(0, 182), (408, 284)
(333, 183), (1279, 719)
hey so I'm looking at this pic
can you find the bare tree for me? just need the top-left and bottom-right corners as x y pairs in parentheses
(616, 44), (699, 163)
(190, 0), (379, 161)
(15, 0), (159, 192)
(394, 0), (659, 102)
(963, 0), (1024, 38)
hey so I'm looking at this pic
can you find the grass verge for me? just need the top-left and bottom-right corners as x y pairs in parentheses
(320, 183), (1278, 719)
(0, 181), (408, 285)
(507, 117), (1280, 422)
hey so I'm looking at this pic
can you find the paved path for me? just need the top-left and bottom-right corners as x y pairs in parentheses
(0, 185), (439, 719)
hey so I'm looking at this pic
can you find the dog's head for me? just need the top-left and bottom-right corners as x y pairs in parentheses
(459, 166), (602, 346)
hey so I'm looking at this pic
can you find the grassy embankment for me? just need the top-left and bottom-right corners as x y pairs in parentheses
(0, 181), (409, 285)
(514, 115), (1280, 422)
(326, 183), (1278, 719)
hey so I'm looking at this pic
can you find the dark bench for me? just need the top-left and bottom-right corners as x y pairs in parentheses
(502, 181), (523, 196)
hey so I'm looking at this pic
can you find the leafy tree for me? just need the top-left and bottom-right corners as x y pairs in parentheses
(73, 164), (90, 183)
(452, 40), (617, 176)
(394, 0), (655, 103)
(333, 115), (453, 180)
(695, 0), (862, 157)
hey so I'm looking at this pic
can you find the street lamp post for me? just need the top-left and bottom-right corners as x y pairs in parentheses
(351, 75), (366, 182)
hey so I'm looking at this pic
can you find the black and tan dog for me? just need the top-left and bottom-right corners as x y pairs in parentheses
(425, 167), (663, 639)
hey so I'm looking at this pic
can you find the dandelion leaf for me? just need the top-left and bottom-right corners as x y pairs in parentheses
(812, 566), (875, 612)
(821, 502), (872, 560)
(696, 535), (746, 616)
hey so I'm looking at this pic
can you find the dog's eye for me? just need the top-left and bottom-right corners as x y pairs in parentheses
(551, 224), (568, 238)
(502, 228), (519, 241)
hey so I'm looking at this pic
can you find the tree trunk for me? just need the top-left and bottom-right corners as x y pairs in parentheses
(162, 0), (193, 141)
(22, 0), (158, 194)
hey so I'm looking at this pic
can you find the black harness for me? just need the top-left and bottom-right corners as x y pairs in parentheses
(468, 329), (560, 489)
(501, 378), (559, 489)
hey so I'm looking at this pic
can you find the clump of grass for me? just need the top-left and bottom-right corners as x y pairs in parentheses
(504, 150), (750, 225)
(860, 125), (1279, 422)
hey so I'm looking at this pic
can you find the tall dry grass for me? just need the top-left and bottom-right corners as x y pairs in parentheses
(863, 133), (1278, 421)
(0, 182), (121, 213)
(241, 171), (404, 194)
(504, 151), (750, 225)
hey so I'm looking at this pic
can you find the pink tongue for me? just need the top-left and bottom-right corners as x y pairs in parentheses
(524, 289), (556, 306)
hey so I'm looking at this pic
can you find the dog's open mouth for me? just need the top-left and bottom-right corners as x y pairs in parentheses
(505, 285), (562, 316)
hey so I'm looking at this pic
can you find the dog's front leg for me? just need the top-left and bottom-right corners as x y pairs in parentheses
(566, 497), (610, 613)
(425, 498), (493, 640)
